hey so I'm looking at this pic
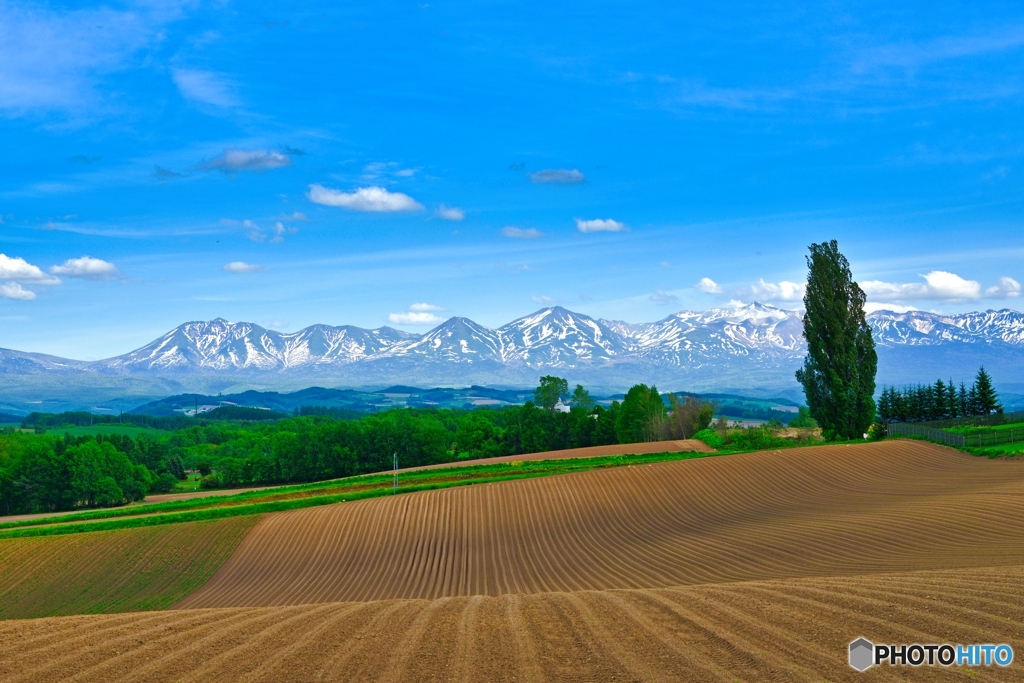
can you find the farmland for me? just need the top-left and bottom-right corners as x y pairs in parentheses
(2, 564), (1021, 682)
(2, 439), (1023, 680)
(177, 440), (1024, 608)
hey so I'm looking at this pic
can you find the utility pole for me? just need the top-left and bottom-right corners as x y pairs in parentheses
(393, 452), (398, 494)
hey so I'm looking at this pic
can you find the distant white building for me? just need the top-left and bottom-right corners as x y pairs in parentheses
(553, 400), (571, 413)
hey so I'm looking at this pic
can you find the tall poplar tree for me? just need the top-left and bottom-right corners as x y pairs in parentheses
(795, 240), (877, 439)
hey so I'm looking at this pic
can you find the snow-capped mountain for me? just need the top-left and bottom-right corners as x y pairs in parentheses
(498, 307), (629, 366)
(869, 309), (1024, 347)
(2, 305), (1023, 407)
(95, 319), (414, 373)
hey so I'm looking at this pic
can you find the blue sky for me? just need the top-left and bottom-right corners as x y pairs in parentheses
(1, 1), (1023, 359)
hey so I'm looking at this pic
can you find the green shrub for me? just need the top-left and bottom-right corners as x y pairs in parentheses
(149, 473), (178, 494)
(727, 427), (791, 451)
(693, 428), (725, 449)
(199, 474), (221, 490)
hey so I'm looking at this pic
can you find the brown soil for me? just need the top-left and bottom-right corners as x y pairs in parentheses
(3, 564), (1021, 682)
(175, 440), (1024, 608)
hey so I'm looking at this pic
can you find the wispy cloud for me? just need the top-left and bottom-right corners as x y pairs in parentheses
(225, 219), (295, 244)
(852, 27), (1024, 74)
(528, 168), (585, 184)
(437, 204), (465, 221)
(199, 150), (292, 173)
(649, 290), (679, 305)
(408, 302), (445, 312)
(737, 278), (805, 302)
(501, 226), (542, 239)
(171, 69), (239, 108)
(0, 3), (170, 114)
(307, 185), (424, 212)
(0, 282), (35, 300)
(531, 295), (557, 305)
(223, 261), (267, 274)
(388, 303), (446, 325)
(986, 276), (1021, 299)
(575, 218), (628, 233)
(49, 256), (120, 280)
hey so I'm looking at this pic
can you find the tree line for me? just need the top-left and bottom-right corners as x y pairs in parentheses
(0, 377), (717, 513)
(876, 367), (1003, 423)
(0, 432), (185, 516)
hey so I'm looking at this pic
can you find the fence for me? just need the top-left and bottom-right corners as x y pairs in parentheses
(887, 422), (1022, 449)
(913, 410), (1024, 430)
(886, 423), (965, 448)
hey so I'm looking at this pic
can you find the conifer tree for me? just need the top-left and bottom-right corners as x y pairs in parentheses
(973, 366), (1002, 415)
(796, 240), (877, 439)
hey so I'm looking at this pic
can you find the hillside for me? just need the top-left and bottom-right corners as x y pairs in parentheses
(176, 440), (1024, 608)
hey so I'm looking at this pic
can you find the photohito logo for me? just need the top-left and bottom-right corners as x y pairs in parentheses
(849, 638), (1013, 671)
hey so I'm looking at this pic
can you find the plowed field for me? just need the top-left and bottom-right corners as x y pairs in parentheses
(177, 441), (1024, 608)
(4, 564), (1021, 682)
(0, 515), (259, 619)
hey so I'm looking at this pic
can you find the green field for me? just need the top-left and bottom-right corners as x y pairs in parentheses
(0, 515), (259, 619)
(947, 420), (1024, 435)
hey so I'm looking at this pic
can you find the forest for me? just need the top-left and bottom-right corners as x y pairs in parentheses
(875, 367), (1003, 423)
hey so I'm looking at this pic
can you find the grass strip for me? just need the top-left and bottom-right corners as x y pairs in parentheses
(0, 451), (718, 539)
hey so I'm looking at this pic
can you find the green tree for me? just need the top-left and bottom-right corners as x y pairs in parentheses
(534, 376), (569, 411)
(795, 240), (877, 439)
(973, 366), (1002, 415)
(570, 384), (595, 411)
(615, 384), (665, 443)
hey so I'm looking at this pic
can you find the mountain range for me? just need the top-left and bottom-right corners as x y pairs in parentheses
(2, 303), (1023, 414)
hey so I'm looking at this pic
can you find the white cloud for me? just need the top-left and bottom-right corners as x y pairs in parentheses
(0, 254), (60, 284)
(223, 261), (267, 274)
(0, 282), (35, 300)
(49, 256), (119, 280)
(986, 276), (1021, 298)
(409, 302), (445, 312)
(528, 168), (586, 184)
(649, 290), (680, 305)
(501, 226), (542, 239)
(575, 218), (628, 233)
(307, 185), (424, 212)
(861, 270), (982, 302)
(388, 311), (444, 325)
(532, 295), (557, 305)
(280, 212), (309, 221)
(740, 278), (805, 301)
(437, 205), (465, 221)
(696, 277), (723, 294)
(171, 69), (239, 108)
(863, 302), (920, 314)
(200, 150), (291, 173)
